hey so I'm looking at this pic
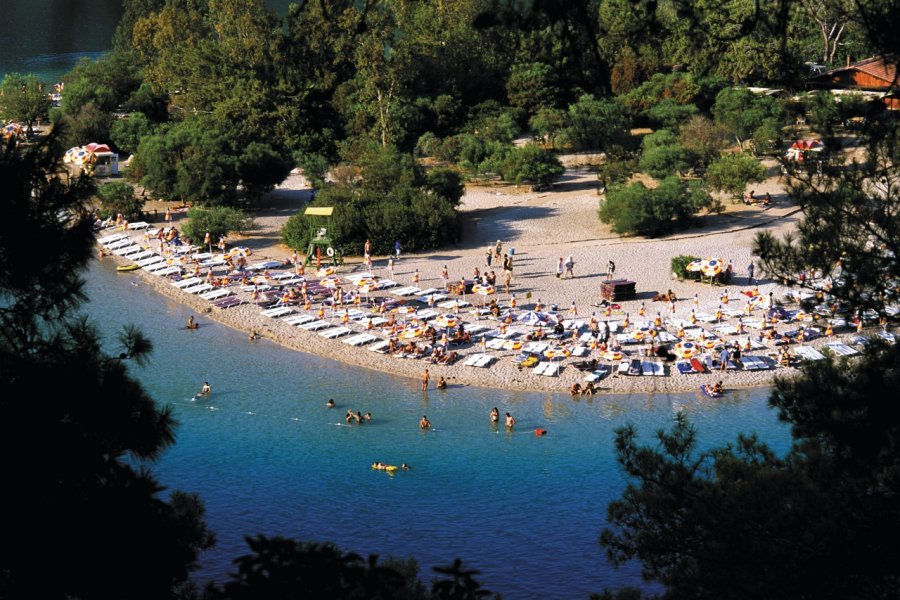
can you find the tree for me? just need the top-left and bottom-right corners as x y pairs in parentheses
(639, 129), (687, 178)
(97, 181), (145, 220)
(712, 87), (784, 151)
(110, 111), (155, 154)
(678, 115), (731, 168)
(0, 127), (213, 598)
(600, 176), (711, 236)
(705, 151), (767, 201)
(497, 143), (564, 187)
(506, 62), (560, 120)
(0, 73), (51, 134)
(182, 206), (254, 246)
(601, 340), (900, 600)
(562, 94), (630, 153)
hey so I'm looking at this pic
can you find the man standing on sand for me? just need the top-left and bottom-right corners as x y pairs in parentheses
(564, 255), (575, 278)
(394, 239), (402, 259)
(747, 261), (755, 285)
(421, 368), (429, 391)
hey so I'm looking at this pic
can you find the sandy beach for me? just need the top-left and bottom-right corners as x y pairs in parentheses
(101, 159), (879, 395)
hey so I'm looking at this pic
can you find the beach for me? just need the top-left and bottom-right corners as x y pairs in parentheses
(102, 160), (875, 395)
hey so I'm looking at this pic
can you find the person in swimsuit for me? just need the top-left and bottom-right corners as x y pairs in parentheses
(197, 382), (211, 396)
(326, 398), (335, 408)
(490, 407), (500, 423)
(419, 415), (431, 429)
(505, 412), (516, 428)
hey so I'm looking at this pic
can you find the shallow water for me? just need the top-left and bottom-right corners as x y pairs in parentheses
(86, 260), (791, 598)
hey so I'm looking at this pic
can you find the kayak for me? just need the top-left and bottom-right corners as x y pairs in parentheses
(117, 264), (139, 272)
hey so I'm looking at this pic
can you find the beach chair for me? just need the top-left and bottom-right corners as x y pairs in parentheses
(283, 314), (314, 326)
(136, 255), (166, 267)
(392, 286), (422, 297)
(201, 288), (232, 301)
(794, 346), (826, 361)
(173, 277), (203, 289)
(344, 333), (379, 346)
(715, 325), (739, 336)
(128, 250), (155, 261)
(675, 360), (695, 374)
(150, 266), (181, 276)
(105, 238), (134, 250)
(486, 338), (505, 350)
(368, 340), (391, 353)
(641, 361), (665, 376)
(262, 306), (294, 318)
(571, 345), (588, 357)
(114, 245), (143, 256)
(376, 279), (399, 289)
(300, 320), (330, 331)
(464, 353), (485, 366)
(416, 309), (440, 321)
(184, 283), (214, 295)
(319, 327), (352, 339)
(617, 361), (631, 375)
(475, 354), (495, 367)
(542, 363), (561, 376)
(464, 324), (490, 335)
(824, 342), (858, 356)
(532, 361), (551, 375)
(876, 330), (896, 343)
(99, 232), (127, 245)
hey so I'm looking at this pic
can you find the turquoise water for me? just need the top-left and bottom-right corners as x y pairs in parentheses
(85, 260), (791, 598)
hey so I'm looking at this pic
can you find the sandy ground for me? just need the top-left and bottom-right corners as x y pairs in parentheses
(104, 160), (876, 396)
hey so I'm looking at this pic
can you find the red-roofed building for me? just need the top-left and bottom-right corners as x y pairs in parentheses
(810, 56), (899, 110)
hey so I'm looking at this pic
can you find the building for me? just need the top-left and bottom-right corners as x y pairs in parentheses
(809, 56), (899, 110)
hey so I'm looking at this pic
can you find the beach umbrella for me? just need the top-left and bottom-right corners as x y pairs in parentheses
(685, 259), (703, 272)
(321, 276), (342, 288)
(317, 266), (336, 277)
(700, 258), (724, 278)
(603, 350), (624, 361)
(471, 284), (496, 306)
(517, 310), (546, 326)
(435, 314), (459, 329)
(672, 341), (700, 359)
(400, 325), (425, 340)
(2, 122), (23, 139)
(502, 340), (523, 351)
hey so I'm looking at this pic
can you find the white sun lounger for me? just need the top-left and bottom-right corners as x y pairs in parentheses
(542, 362), (561, 376)
(136, 255), (166, 267)
(247, 260), (284, 271)
(262, 306), (295, 318)
(98, 233), (127, 245)
(715, 325), (739, 336)
(150, 266), (181, 276)
(438, 299), (471, 310)
(571, 345), (588, 357)
(475, 354), (495, 367)
(360, 317), (388, 328)
(464, 353), (486, 366)
(579, 332), (597, 343)
(392, 286), (422, 296)
(695, 312), (716, 322)
(741, 355), (770, 370)
(376, 279), (399, 289)
(464, 324), (489, 335)
(282, 314), (314, 326)
(876, 330), (896, 343)
(200, 288), (232, 301)
(532, 361), (551, 375)
(640, 361), (665, 376)
(190, 252), (213, 261)
(486, 338), (505, 350)
(114, 245), (144, 256)
(344, 333), (380, 346)
(416, 309), (439, 321)
(617, 361), (631, 375)
(794, 346), (827, 361)
(368, 340), (391, 353)
(128, 250), (155, 261)
(299, 319), (330, 331)
(523, 342), (549, 354)
(127, 221), (150, 230)
(184, 283), (214, 295)
(419, 293), (448, 305)
(200, 257), (227, 267)
(105, 238), (134, 250)
(824, 342), (858, 356)
(173, 277), (203, 289)
(320, 327), (352, 339)
(656, 331), (679, 343)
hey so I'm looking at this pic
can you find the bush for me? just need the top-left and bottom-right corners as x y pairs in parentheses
(599, 177), (712, 237)
(706, 152), (767, 201)
(182, 206), (254, 246)
(496, 143), (564, 187)
(96, 182), (144, 221)
(671, 255), (702, 280)
(639, 129), (687, 178)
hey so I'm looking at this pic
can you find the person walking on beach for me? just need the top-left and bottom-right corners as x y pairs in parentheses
(421, 368), (430, 391)
(556, 257), (564, 278)
(564, 255), (575, 278)
(441, 265), (449, 288)
(394, 239), (402, 259)
(486, 248), (493, 267)
(607, 260), (616, 280)
(387, 256), (394, 278)
(747, 261), (755, 285)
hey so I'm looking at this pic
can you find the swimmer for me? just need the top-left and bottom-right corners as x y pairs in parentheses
(363, 412), (372, 421)
(248, 330), (261, 341)
(400, 463), (410, 470)
(490, 407), (500, 423)
(505, 412), (516, 428)
(419, 415), (431, 429)
(186, 315), (198, 329)
(326, 398), (335, 408)
(197, 381), (211, 396)
(436, 376), (447, 390)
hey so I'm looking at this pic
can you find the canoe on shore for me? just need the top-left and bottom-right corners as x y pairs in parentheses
(117, 264), (139, 272)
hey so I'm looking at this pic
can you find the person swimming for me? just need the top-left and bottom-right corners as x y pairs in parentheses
(326, 398), (335, 408)
(436, 376), (447, 390)
(186, 315), (198, 329)
(505, 412), (516, 428)
(490, 407), (500, 423)
(197, 381), (211, 396)
(420, 415), (431, 429)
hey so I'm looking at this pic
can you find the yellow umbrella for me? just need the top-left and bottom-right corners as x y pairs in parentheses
(672, 341), (700, 359)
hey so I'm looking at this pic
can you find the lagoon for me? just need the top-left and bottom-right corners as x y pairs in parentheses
(86, 259), (791, 598)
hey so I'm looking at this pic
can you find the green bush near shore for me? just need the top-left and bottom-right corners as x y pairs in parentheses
(96, 182), (145, 221)
(670, 255), (702, 280)
(182, 207), (254, 247)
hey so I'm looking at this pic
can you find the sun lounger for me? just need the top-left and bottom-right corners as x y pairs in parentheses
(695, 312), (716, 322)
(794, 346), (827, 361)
(675, 360), (696, 374)
(486, 338), (506, 350)
(128, 250), (155, 261)
(114, 245), (143, 256)
(416, 309), (439, 321)
(150, 266), (181, 276)
(247, 260), (284, 271)
(824, 342), (858, 356)
(542, 362), (561, 376)
(173, 277), (203, 289)
(741, 355), (770, 370)
(532, 361), (551, 375)
(127, 221), (150, 230)
(99, 233), (127, 245)
(641, 361), (665, 376)
(523, 342), (549, 354)
(715, 325), (739, 336)
(319, 326), (352, 339)
(876, 330), (896, 343)
(282, 314), (314, 326)
(617, 361), (631, 375)
(376, 279), (399, 289)
(475, 354), (495, 367)
(299, 319), (330, 331)
(241, 284), (274, 292)
(723, 309), (743, 318)
(262, 306), (294, 318)
(133, 256), (164, 268)
(368, 340), (391, 353)
(464, 353), (486, 366)
(464, 324), (490, 335)
(392, 286), (422, 296)
(183, 283), (214, 295)
(105, 238), (134, 250)
(200, 257), (227, 267)
(344, 333), (379, 346)
(200, 288), (232, 301)
(438, 299), (470, 310)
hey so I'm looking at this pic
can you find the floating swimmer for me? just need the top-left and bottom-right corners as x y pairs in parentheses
(195, 381), (211, 398)
(326, 398), (335, 408)
(186, 316), (199, 330)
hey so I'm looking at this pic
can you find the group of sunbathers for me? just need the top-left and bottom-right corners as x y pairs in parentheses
(568, 382), (597, 396)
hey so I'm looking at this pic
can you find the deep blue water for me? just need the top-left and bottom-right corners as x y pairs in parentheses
(84, 259), (792, 598)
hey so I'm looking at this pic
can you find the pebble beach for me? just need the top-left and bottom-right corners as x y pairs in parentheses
(100, 162), (883, 395)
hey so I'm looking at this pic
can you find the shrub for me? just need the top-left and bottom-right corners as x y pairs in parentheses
(182, 206), (254, 246)
(706, 152), (767, 201)
(561, 94), (630, 152)
(96, 182), (144, 221)
(599, 177), (711, 237)
(497, 143), (564, 187)
(639, 129), (687, 178)
(671, 255), (702, 280)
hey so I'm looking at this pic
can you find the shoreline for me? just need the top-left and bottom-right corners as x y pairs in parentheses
(97, 165), (885, 395)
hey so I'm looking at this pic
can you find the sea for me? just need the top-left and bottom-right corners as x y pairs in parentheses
(15, 7), (792, 597)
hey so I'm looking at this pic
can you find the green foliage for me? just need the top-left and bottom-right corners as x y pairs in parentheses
(0, 73), (51, 133)
(110, 112), (155, 154)
(60, 54), (142, 116)
(639, 129), (687, 178)
(705, 151), (767, 201)
(96, 181), (144, 220)
(506, 62), (560, 120)
(597, 157), (638, 188)
(424, 167), (465, 206)
(497, 143), (564, 186)
(60, 102), (114, 148)
(751, 117), (783, 156)
(678, 115), (731, 168)
(646, 99), (698, 130)
(601, 341), (900, 599)
(804, 90), (841, 137)
(712, 87), (784, 150)
(529, 107), (568, 147)
(600, 177), (711, 236)
(562, 94), (630, 152)
(237, 141), (293, 200)
(0, 126), (213, 598)
(182, 206), (254, 245)
(670, 254), (702, 280)
(620, 73), (700, 122)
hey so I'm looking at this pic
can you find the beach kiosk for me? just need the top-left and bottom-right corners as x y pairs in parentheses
(303, 206), (341, 266)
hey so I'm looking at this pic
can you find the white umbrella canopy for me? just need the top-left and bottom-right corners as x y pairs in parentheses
(517, 310), (547, 326)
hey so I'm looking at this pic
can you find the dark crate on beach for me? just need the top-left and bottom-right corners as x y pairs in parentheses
(601, 279), (636, 301)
